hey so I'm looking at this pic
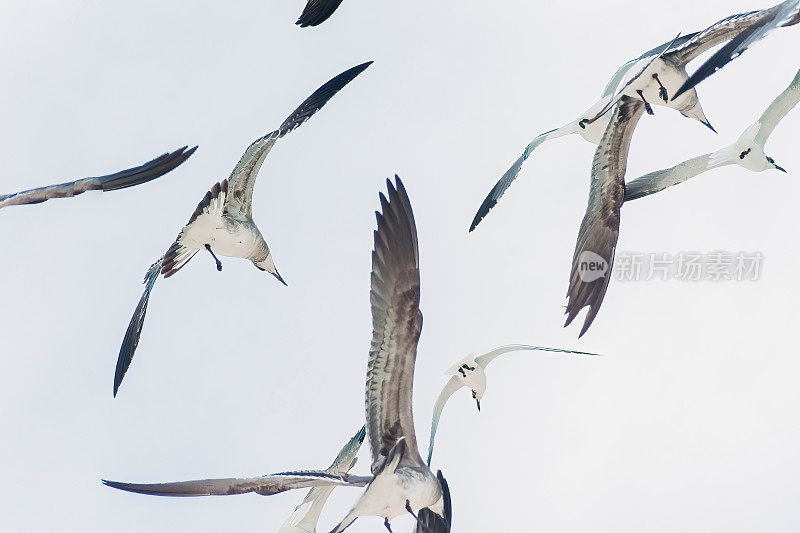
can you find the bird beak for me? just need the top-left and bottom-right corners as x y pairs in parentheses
(475, 399), (481, 412)
(272, 269), (288, 286)
(774, 163), (787, 173)
(701, 119), (717, 134)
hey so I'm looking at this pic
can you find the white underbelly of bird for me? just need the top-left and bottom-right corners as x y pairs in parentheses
(354, 469), (441, 520)
(623, 58), (690, 109)
(181, 213), (262, 259)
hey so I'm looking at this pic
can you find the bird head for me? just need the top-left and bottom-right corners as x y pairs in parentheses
(678, 96), (716, 133)
(254, 254), (287, 286)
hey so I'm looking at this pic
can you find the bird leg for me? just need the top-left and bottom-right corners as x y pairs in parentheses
(652, 74), (668, 102)
(636, 90), (654, 115)
(205, 244), (223, 272)
(405, 500), (420, 522)
(383, 518), (393, 532)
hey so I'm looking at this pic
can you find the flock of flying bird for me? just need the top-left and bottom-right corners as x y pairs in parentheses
(4, 1), (799, 531)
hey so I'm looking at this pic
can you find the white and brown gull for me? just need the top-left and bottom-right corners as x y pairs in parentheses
(470, 0), (800, 232)
(625, 65), (799, 200)
(0, 147), (194, 210)
(112, 62), (372, 397)
(104, 177), (450, 533)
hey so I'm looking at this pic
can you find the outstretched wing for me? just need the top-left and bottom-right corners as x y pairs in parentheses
(0, 147), (195, 209)
(623, 153), (726, 201)
(102, 471), (370, 498)
(565, 97), (645, 337)
(114, 258), (163, 397)
(296, 0), (345, 27)
(671, 3), (800, 100)
(223, 61), (373, 219)
(426, 376), (463, 467)
(366, 176), (424, 471)
(474, 344), (600, 368)
(755, 66), (800, 146)
(160, 180), (227, 278)
(469, 130), (557, 232)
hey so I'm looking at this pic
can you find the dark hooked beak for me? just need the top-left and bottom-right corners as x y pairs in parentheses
(272, 269), (288, 286)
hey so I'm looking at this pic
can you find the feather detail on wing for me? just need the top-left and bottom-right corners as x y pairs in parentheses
(102, 471), (369, 498)
(755, 66), (800, 145)
(469, 130), (557, 232)
(223, 61), (372, 219)
(671, 3), (800, 100)
(624, 153), (723, 201)
(161, 180), (228, 278)
(473, 344), (600, 368)
(0, 146), (195, 209)
(296, 0), (345, 27)
(113, 258), (163, 397)
(565, 97), (645, 337)
(366, 176), (423, 471)
(426, 376), (463, 467)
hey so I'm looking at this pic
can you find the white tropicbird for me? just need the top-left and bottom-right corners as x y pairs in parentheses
(103, 177), (450, 533)
(625, 66), (799, 201)
(565, 96), (646, 337)
(425, 344), (600, 467)
(112, 62), (372, 397)
(296, 0), (344, 27)
(0, 147), (195, 209)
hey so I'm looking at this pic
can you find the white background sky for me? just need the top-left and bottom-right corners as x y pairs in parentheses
(1, 1), (799, 531)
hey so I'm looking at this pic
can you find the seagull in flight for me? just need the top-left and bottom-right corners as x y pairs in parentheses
(586, 0), (800, 126)
(626, 66), (799, 201)
(565, 96), (646, 337)
(425, 344), (600, 467)
(468, 34), (706, 232)
(104, 177), (449, 532)
(112, 61), (372, 397)
(0, 147), (195, 209)
(296, 0), (344, 27)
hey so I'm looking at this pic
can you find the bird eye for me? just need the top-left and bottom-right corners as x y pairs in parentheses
(767, 157), (775, 164)
(471, 390), (477, 399)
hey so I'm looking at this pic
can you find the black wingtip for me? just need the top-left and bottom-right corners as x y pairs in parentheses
(295, 0), (346, 27)
(277, 61), (373, 137)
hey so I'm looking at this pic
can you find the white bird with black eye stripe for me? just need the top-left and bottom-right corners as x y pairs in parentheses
(111, 61), (372, 397)
(625, 66), (799, 201)
(426, 344), (600, 466)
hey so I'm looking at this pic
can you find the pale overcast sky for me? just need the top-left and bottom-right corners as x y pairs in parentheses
(1, 1), (799, 531)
